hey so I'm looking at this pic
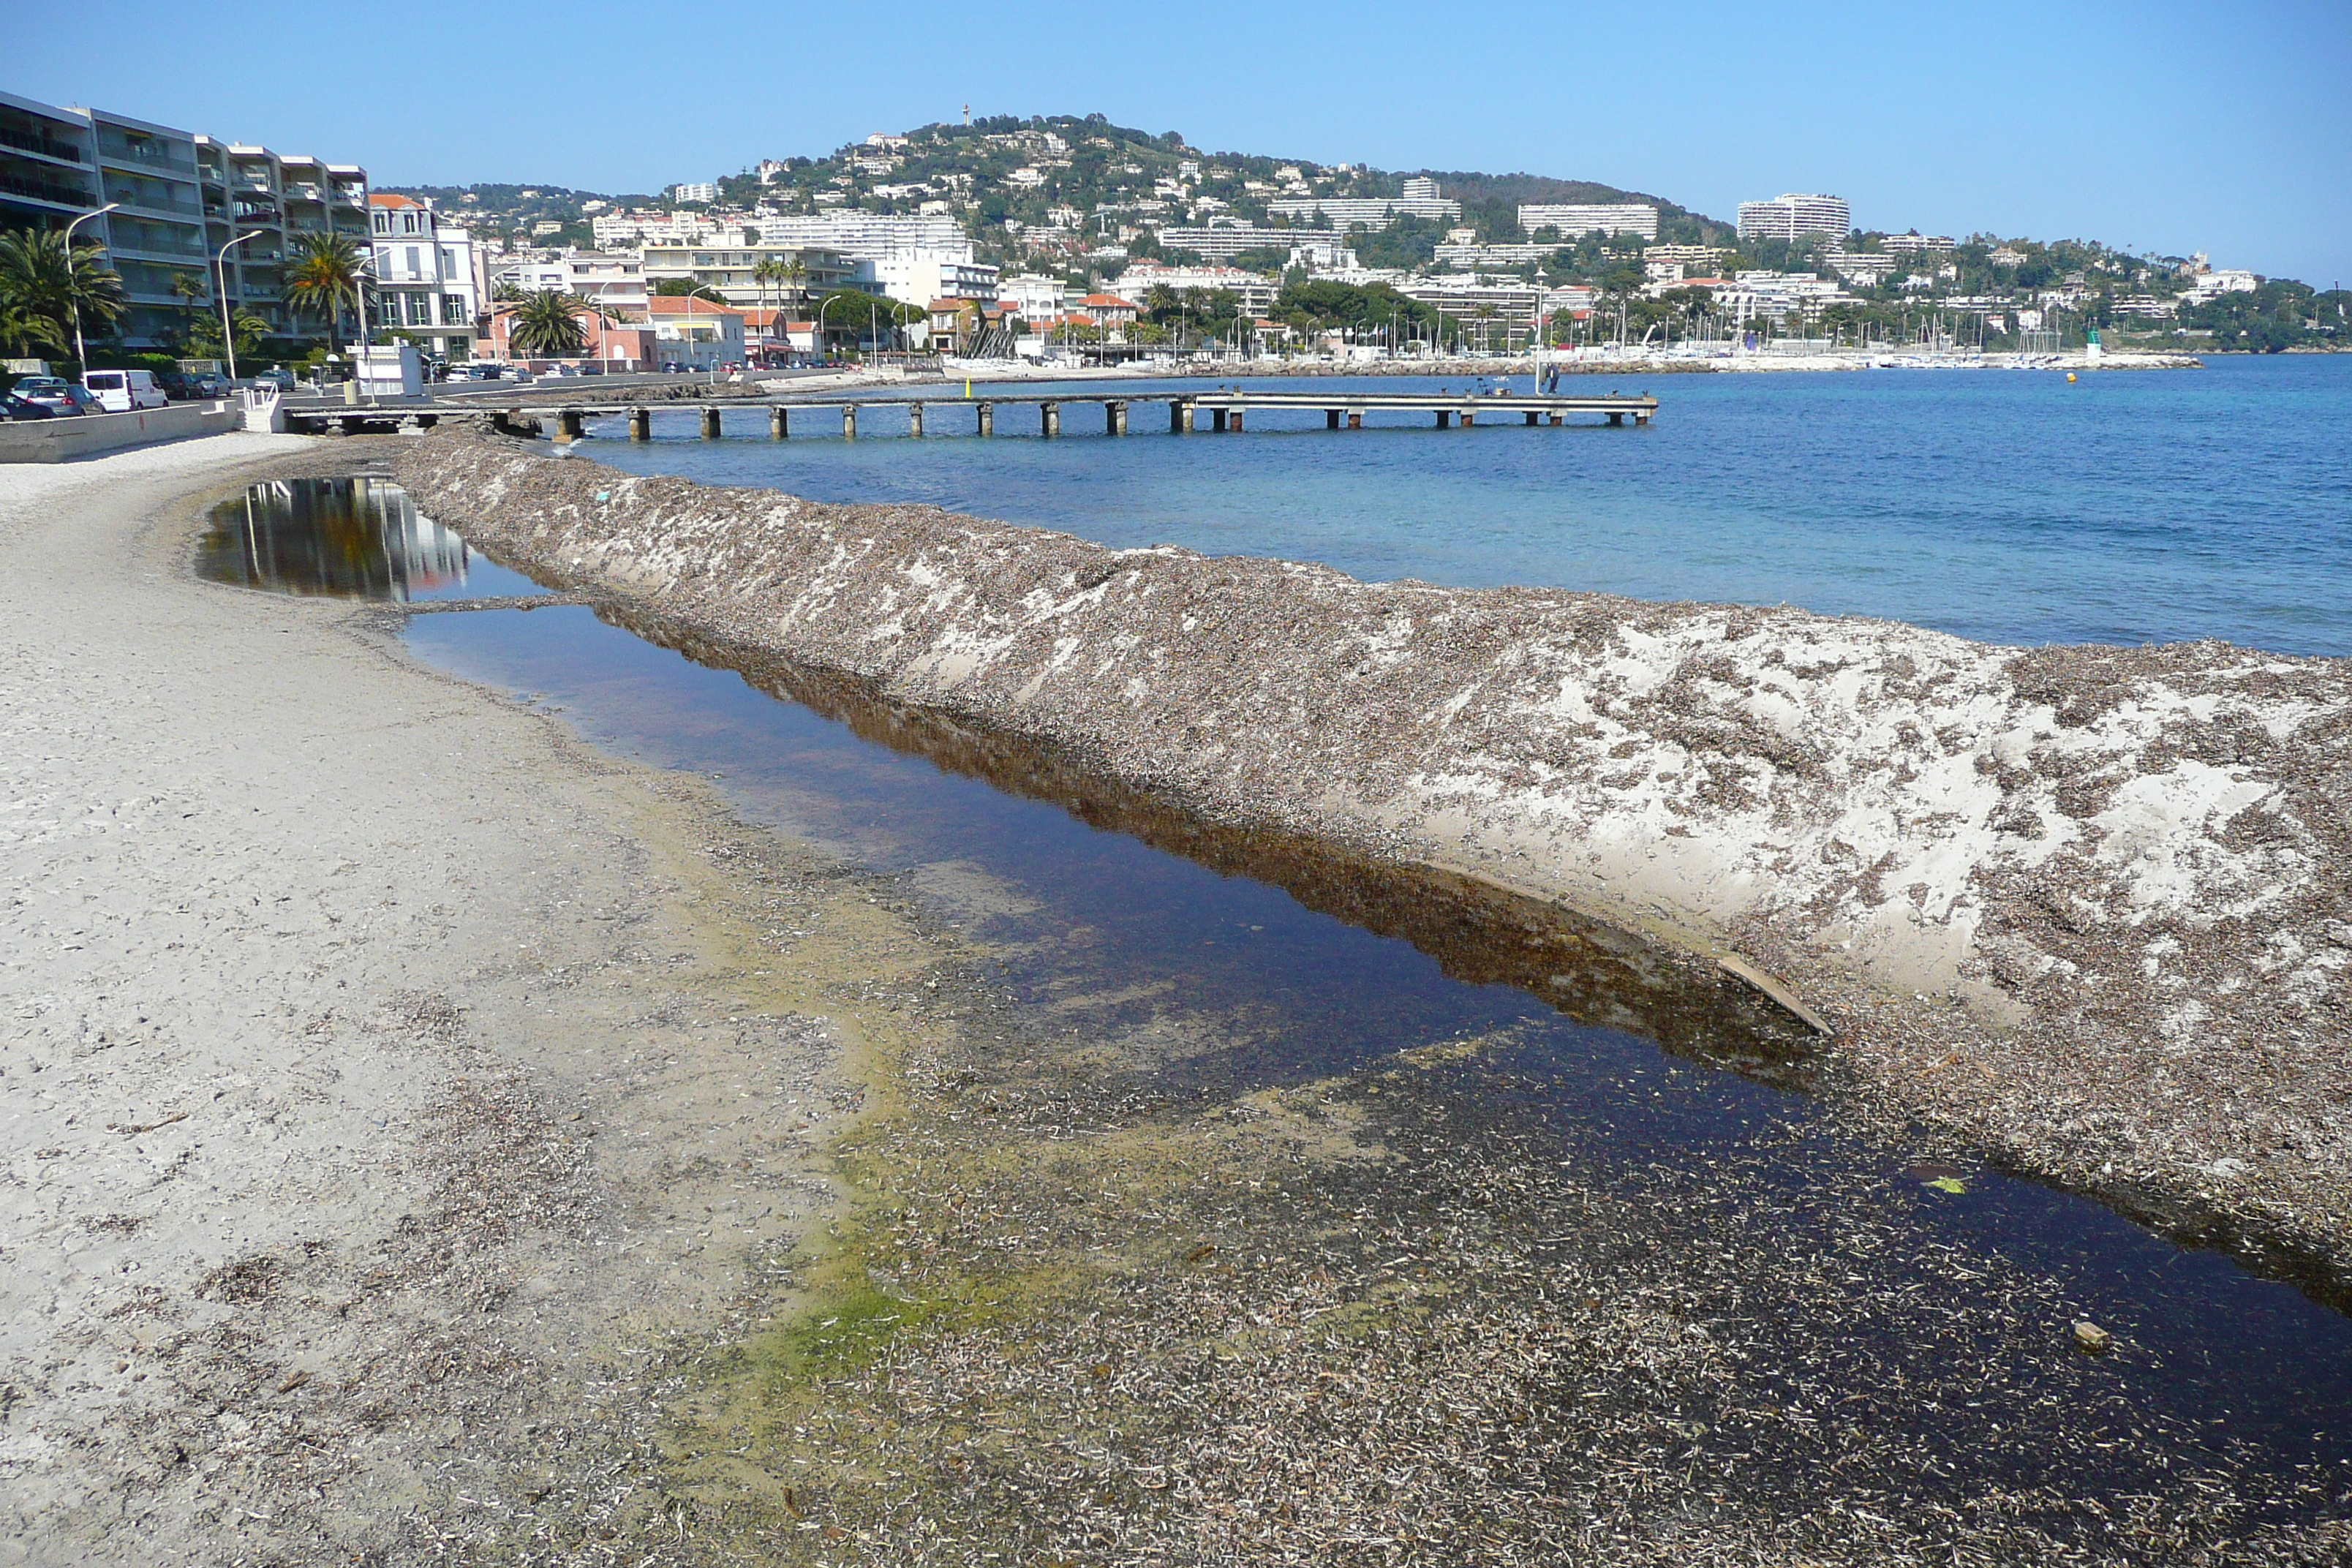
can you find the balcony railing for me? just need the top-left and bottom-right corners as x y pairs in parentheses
(0, 123), (86, 162)
(108, 235), (209, 260)
(98, 138), (197, 176)
(105, 186), (206, 217)
(0, 169), (94, 207)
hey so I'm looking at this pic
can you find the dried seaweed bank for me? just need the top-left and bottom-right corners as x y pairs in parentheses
(393, 430), (2352, 1283)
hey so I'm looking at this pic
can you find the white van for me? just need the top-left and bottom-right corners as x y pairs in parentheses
(82, 369), (168, 412)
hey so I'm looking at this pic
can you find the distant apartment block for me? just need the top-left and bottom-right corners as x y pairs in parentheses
(1516, 203), (1659, 241)
(491, 249), (651, 317)
(1266, 175), (1460, 231)
(750, 211), (968, 252)
(1154, 224), (1288, 262)
(368, 195), (478, 361)
(1642, 244), (1727, 271)
(1433, 241), (1554, 269)
(1112, 260), (1278, 318)
(1880, 233), (1954, 256)
(639, 241), (856, 309)
(671, 181), (718, 204)
(0, 88), (367, 352)
(1736, 193), (1851, 241)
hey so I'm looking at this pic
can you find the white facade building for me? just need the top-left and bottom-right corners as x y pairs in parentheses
(1736, 193), (1852, 241)
(995, 273), (1071, 320)
(672, 181), (717, 204)
(856, 248), (998, 305)
(368, 195), (478, 360)
(1265, 177), (1460, 230)
(1112, 261), (1278, 317)
(592, 208), (736, 248)
(489, 249), (649, 317)
(1516, 203), (1659, 240)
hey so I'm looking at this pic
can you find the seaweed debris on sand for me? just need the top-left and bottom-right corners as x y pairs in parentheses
(395, 429), (2352, 1287)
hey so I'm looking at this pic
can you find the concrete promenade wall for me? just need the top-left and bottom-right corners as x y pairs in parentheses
(0, 402), (241, 464)
(393, 429), (2352, 1283)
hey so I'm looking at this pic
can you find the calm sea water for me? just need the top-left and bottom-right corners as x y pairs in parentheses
(578, 355), (2352, 656)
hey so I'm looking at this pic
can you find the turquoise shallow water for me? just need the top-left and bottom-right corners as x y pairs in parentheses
(578, 355), (2352, 656)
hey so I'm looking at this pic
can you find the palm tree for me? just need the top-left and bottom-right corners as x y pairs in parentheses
(0, 227), (125, 358)
(0, 298), (67, 358)
(170, 268), (207, 350)
(282, 231), (366, 353)
(750, 256), (788, 359)
(507, 288), (596, 358)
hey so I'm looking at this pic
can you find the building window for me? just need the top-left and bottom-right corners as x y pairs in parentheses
(404, 246), (421, 279)
(442, 295), (467, 326)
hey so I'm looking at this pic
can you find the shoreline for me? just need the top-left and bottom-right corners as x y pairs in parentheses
(393, 427), (2352, 1295)
(9, 431), (2350, 1561)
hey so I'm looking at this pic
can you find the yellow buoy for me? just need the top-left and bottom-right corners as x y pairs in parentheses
(2066, 372), (2078, 382)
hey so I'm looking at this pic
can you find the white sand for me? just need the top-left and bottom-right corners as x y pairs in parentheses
(0, 434), (895, 1561)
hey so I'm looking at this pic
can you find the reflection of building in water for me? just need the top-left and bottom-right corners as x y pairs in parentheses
(208, 478), (468, 601)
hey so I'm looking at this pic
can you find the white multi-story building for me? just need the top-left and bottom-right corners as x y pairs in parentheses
(1882, 233), (1954, 256)
(1516, 203), (1659, 240)
(368, 195), (478, 361)
(2182, 268), (2258, 304)
(0, 89), (369, 351)
(592, 208), (736, 248)
(1266, 177), (1460, 230)
(639, 241), (856, 308)
(489, 249), (650, 317)
(994, 273), (1070, 321)
(1733, 269), (1855, 318)
(1433, 241), (1553, 268)
(751, 211), (965, 252)
(857, 248), (998, 306)
(1643, 244), (1727, 271)
(1736, 193), (1851, 241)
(1112, 261), (1278, 318)
(1155, 224), (1287, 262)
(671, 181), (717, 205)
(743, 213), (989, 306)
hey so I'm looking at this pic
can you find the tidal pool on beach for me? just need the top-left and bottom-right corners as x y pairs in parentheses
(188, 473), (2352, 1551)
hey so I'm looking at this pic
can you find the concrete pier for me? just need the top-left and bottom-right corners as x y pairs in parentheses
(494, 389), (1662, 448)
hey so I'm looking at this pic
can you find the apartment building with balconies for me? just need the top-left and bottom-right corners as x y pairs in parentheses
(0, 87), (365, 353)
(369, 194), (479, 361)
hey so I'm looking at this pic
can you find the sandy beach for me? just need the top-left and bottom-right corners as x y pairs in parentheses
(7, 429), (2348, 1566)
(0, 434), (931, 1562)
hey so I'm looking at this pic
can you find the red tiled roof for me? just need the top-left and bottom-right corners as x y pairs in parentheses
(647, 295), (744, 317)
(369, 193), (421, 208)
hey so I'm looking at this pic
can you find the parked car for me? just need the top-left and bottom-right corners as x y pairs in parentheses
(10, 376), (103, 415)
(245, 367), (295, 391)
(3, 391), (56, 421)
(83, 369), (170, 412)
(186, 371), (230, 399)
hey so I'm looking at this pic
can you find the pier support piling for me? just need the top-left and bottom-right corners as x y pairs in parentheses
(1230, 410), (1243, 431)
(1549, 412), (1561, 426)
(976, 402), (994, 437)
(1436, 410), (1452, 429)
(1348, 410), (1362, 429)
(1525, 410), (1539, 426)
(1107, 402), (1126, 435)
(1327, 409), (1341, 430)
(908, 403), (923, 437)
(769, 406), (788, 439)
(1607, 412), (1624, 426)
(843, 404), (858, 440)
(1211, 408), (1229, 433)
(1462, 410), (1475, 427)
(1041, 401), (1059, 438)
(629, 407), (651, 440)
(700, 407), (722, 439)
(555, 410), (584, 443)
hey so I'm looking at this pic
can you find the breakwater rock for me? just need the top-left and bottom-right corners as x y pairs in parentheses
(394, 430), (2352, 1284)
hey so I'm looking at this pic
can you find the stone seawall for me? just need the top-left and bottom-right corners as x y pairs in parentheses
(393, 430), (2352, 1285)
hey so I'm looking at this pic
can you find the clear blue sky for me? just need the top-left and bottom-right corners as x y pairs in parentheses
(12, 0), (2348, 285)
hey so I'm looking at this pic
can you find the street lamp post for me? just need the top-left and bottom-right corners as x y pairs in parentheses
(214, 229), (264, 384)
(64, 202), (122, 374)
